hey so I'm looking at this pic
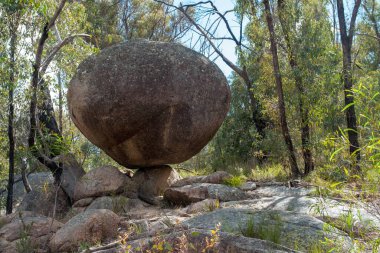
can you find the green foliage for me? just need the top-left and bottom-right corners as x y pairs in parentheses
(223, 175), (246, 187)
(78, 241), (92, 251)
(207, 77), (262, 171)
(250, 164), (289, 182)
(239, 214), (282, 244)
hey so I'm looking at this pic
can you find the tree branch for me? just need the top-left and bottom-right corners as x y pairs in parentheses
(348, 0), (362, 47)
(28, 0), (67, 150)
(154, 0), (245, 77)
(40, 33), (90, 75)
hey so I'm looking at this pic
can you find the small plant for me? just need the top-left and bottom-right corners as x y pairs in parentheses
(123, 223), (221, 252)
(16, 213), (33, 253)
(201, 223), (221, 253)
(239, 214), (282, 244)
(223, 175), (246, 187)
(78, 241), (92, 251)
(208, 199), (220, 212)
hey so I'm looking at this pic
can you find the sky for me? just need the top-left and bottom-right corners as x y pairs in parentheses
(178, 0), (240, 78)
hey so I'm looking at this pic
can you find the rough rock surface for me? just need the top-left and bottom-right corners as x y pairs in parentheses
(0, 214), (63, 253)
(239, 181), (257, 191)
(183, 208), (353, 252)
(0, 172), (53, 209)
(72, 197), (94, 208)
(74, 165), (128, 201)
(130, 165), (180, 203)
(117, 229), (295, 253)
(68, 40), (230, 168)
(171, 171), (232, 187)
(164, 183), (249, 205)
(53, 154), (85, 201)
(86, 196), (150, 215)
(185, 198), (219, 214)
(17, 181), (70, 220)
(49, 209), (120, 252)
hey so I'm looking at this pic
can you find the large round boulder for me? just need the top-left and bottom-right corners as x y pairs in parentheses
(68, 40), (230, 168)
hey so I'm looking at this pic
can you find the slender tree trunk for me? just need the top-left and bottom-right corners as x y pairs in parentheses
(337, 0), (361, 171)
(28, 0), (67, 182)
(278, 0), (314, 175)
(58, 71), (63, 133)
(263, 0), (300, 177)
(21, 158), (32, 193)
(6, 23), (17, 214)
(330, 0), (338, 45)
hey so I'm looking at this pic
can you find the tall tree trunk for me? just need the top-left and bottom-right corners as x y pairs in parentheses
(58, 71), (63, 133)
(263, 0), (300, 177)
(6, 24), (17, 214)
(337, 0), (361, 171)
(28, 0), (67, 182)
(278, 0), (314, 175)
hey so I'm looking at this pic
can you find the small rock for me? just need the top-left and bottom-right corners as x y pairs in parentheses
(72, 197), (94, 207)
(171, 171), (232, 187)
(49, 209), (120, 252)
(74, 165), (129, 201)
(186, 199), (220, 214)
(239, 181), (257, 191)
(164, 183), (249, 205)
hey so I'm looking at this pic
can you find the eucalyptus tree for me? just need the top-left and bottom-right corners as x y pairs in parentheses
(336, 0), (362, 171)
(0, 0), (34, 214)
(262, 0), (300, 177)
(276, 0), (314, 174)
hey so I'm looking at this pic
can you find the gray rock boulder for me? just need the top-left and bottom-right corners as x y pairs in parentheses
(68, 40), (230, 168)
(74, 165), (128, 201)
(0, 172), (53, 210)
(53, 153), (85, 201)
(164, 183), (249, 205)
(86, 196), (150, 216)
(117, 228), (296, 253)
(72, 197), (94, 208)
(183, 208), (353, 252)
(17, 181), (70, 220)
(185, 198), (220, 214)
(239, 181), (257, 191)
(0, 213), (63, 253)
(49, 209), (120, 252)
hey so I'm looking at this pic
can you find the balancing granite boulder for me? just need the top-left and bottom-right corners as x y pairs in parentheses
(68, 40), (230, 168)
